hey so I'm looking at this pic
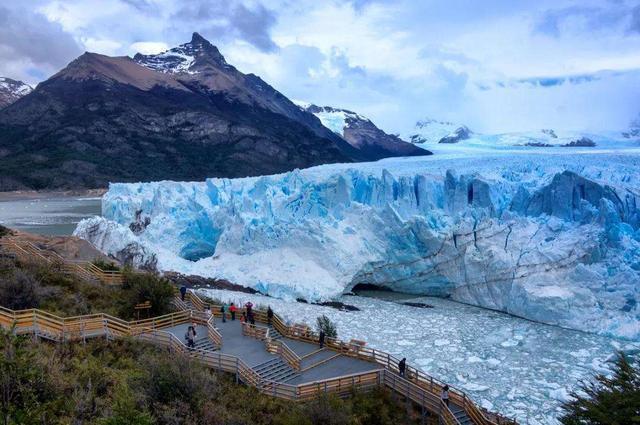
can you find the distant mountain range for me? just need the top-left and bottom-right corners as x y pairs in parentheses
(0, 77), (32, 109)
(296, 103), (428, 160)
(0, 33), (429, 191)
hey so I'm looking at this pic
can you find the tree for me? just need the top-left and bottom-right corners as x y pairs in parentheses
(316, 315), (337, 339)
(560, 352), (640, 425)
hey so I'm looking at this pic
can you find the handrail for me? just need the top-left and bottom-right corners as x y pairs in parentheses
(184, 290), (516, 425)
(275, 339), (302, 371)
(0, 236), (124, 285)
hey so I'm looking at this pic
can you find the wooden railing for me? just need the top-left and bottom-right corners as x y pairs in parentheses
(184, 291), (517, 425)
(0, 236), (124, 285)
(241, 322), (270, 340)
(0, 304), (385, 405)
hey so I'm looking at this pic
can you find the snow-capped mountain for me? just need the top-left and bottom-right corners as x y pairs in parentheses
(297, 103), (429, 160)
(0, 77), (32, 109)
(407, 118), (467, 144)
(408, 118), (637, 150)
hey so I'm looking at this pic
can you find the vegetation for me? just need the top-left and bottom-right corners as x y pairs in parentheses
(0, 258), (173, 320)
(0, 330), (420, 424)
(317, 314), (338, 339)
(92, 258), (120, 271)
(560, 352), (640, 425)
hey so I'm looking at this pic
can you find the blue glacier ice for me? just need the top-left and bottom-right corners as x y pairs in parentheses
(75, 147), (640, 339)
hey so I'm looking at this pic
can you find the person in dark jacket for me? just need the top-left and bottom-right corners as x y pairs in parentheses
(267, 306), (274, 325)
(398, 358), (406, 377)
(441, 385), (450, 407)
(185, 325), (197, 348)
(319, 330), (325, 348)
(179, 285), (187, 301)
(220, 304), (226, 323)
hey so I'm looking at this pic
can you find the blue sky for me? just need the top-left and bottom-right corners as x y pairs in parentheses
(1, 0), (640, 134)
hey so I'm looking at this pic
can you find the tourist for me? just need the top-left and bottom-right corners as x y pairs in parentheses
(204, 305), (212, 319)
(245, 301), (253, 318)
(185, 325), (197, 348)
(249, 312), (256, 325)
(220, 303), (226, 323)
(441, 385), (450, 407)
(240, 312), (247, 323)
(179, 285), (187, 301)
(398, 358), (406, 378)
(267, 306), (274, 325)
(229, 303), (237, 321)
(319, 329), (325, 348)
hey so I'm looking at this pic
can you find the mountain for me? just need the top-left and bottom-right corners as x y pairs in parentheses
(297, 103), (430, 160)
(407, 118), (463, 144)
(0, 33), (364, 191)
(0, 77), (32, 109)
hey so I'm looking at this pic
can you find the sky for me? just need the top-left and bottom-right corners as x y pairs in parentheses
(1, 0), (639, 135)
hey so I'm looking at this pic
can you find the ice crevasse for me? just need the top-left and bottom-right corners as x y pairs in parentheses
(74, 154), (640, 339)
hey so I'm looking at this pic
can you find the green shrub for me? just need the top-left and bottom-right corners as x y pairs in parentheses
(93, 259), (120, 272)
(119, 271), (174, 319)
(316, 315), (338, 339)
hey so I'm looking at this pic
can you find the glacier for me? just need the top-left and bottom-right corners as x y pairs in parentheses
(74, 147), (640, 340)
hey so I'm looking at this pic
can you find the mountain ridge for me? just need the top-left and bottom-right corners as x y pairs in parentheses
(0, 33), (387, 190)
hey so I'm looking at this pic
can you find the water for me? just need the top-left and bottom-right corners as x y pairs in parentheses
(0, 194), (102, 235)
(196, 287), (639, 425)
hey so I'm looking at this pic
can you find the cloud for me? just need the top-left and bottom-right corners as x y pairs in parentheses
(629, 4), (640, 33)
(172, 0), (278, 52)
(129, 41), (169, 55)
(0, 4), (82, 80)
(534, 4), (630, 37)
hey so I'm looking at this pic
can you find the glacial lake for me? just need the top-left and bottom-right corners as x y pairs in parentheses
(1, 193), (636, 424)
(0, 193), (102, 235)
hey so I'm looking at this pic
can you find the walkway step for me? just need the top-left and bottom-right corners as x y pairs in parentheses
(254, 357), (301, 384)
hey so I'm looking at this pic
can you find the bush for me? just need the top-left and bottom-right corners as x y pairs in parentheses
(119, 270), (175, 319)
(560, 352), (640, 424)
(316, 315), (338, 339)
(0, 267), (44, 310)
(93, 259), (120, 272)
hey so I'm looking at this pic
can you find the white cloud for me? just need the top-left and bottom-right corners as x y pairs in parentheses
(129, 41), (169, 55)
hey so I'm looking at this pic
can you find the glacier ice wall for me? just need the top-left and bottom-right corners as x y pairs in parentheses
(74, 154), (640, 339)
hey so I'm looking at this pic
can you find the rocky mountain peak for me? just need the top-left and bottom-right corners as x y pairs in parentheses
(0, 77), (33, 109)
(134, 32), (227, 74)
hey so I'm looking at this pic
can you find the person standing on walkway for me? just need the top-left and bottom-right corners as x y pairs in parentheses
(249, 312), (255, 325)
(179, 285), (187, 301)
(185, 325), (197, 348)
(319, 329), (325, 348)
(398, 358), (406, 378)
(230, 303), (237, 321)
(441, 385), (450, 407)
(220, 303), (226, 323)
(245, 301), (253, 318)
(267, 306), (274, 326)
(205, 305), (212, 320)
